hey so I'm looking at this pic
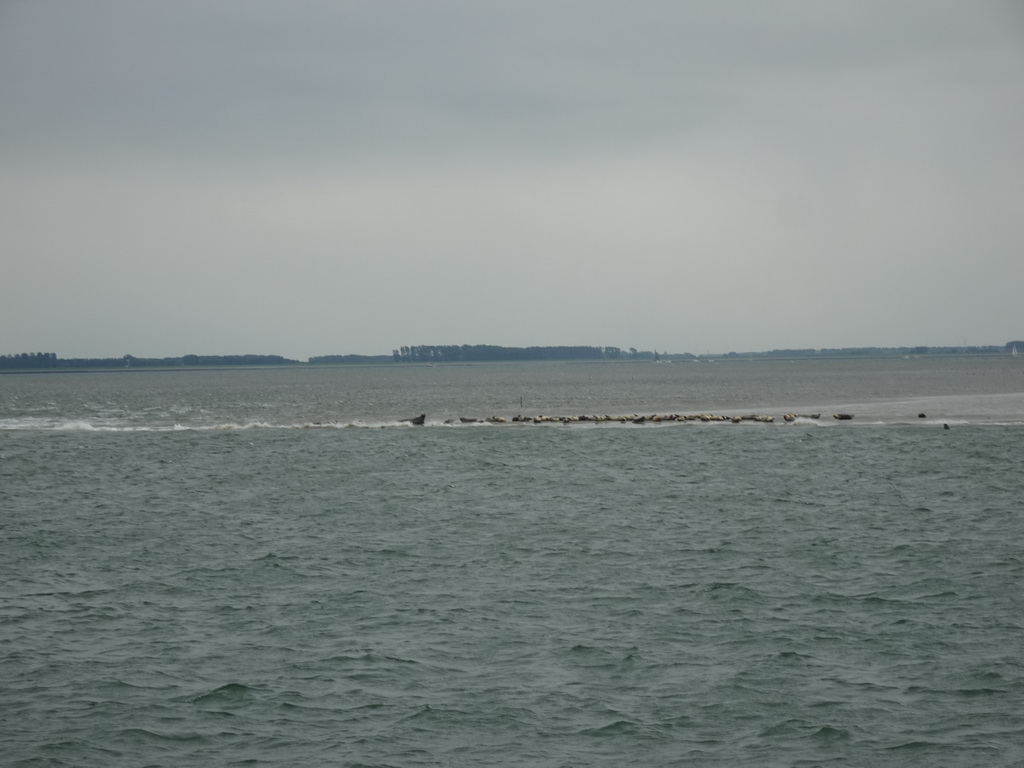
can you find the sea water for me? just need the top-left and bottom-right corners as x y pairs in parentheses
(2, 358), (1023, 766)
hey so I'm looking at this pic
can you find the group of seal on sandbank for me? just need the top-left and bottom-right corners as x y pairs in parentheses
(436, 412), (785, 425)
(400, 411), (954, 427)
(394, 412), (879, 425)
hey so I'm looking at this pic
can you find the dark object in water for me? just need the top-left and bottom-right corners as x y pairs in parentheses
(833, 413), (854, 420)
(918, 413), (927, 418)
(401, 414), (426, 426)
(944, 423), (950, 430)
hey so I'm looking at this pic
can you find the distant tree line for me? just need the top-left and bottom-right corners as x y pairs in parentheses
(391, 345), (625, 363)
(2, 342), (1021, 371)
(309, 354), (394, 365)
(0, 352), (59, 369)
(727, 345), (1011, 358)
(0, 353), (301, 370)
(178, 354), (298, 366)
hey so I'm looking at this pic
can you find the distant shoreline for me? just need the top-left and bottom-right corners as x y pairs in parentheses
(1, 346), (1020, 374)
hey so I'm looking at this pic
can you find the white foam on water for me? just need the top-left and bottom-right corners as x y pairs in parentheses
(59, 420), (100, 431)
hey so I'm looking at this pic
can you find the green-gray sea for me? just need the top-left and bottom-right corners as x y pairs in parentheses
(2, 357), (1023, 766)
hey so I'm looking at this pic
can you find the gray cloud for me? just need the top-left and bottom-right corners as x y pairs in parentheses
(2, 1), (1022, 357)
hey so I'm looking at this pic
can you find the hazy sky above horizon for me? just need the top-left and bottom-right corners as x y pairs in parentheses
(2, 1), (1022, 359)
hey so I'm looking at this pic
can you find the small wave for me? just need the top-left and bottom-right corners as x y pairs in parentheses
(953, 686), (1007, 697)
(886, 740), (943, 751)
(698, 582), (767, 603)
(776, 650), (812, 661)
(566, 644), (614, 659)
(98, 677), (179, 693)
(757, 718), (807, 737)
(812, 725), (852, 741)
(579, 719), (647, 737)
(189, 682), (260, 703)
(857, 594), (904, 605)
(396, 704), (473, 726)
(116, 727), (210, 743)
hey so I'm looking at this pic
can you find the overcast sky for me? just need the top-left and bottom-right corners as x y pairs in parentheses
(2, 1), (1022, 358)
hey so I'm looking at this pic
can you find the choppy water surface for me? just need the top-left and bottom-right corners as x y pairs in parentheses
(2, 359), (1023, 766)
